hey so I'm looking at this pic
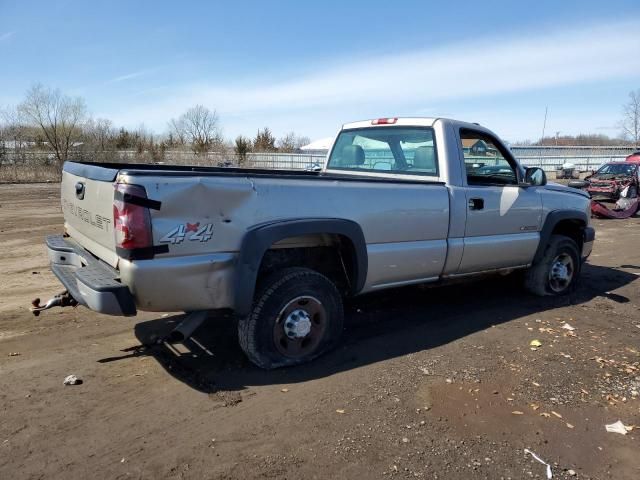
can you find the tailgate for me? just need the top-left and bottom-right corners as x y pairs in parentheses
(61, 162), (120, 267)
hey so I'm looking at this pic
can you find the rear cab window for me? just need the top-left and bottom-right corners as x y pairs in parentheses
(326, 127), (438, 177)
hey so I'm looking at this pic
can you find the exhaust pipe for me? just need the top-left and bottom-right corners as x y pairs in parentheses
(165, 311), (209, 344)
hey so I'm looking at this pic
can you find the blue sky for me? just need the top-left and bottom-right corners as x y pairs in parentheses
(1, 0), (640, 142)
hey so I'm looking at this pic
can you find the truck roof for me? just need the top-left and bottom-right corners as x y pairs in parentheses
(342, 117), (438, 130)
(341, 117), (487, 133)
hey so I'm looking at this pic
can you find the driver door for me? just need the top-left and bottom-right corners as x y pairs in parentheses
(457, 129), (543, 273)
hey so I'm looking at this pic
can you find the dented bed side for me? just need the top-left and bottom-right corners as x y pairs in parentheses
(115, 172), (450, 311)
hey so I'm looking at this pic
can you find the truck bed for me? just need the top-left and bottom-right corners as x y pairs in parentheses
(64, 161), (445, 185)
(60, 160), (451, 312)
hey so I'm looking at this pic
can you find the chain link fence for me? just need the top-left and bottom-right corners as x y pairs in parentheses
(0, 149), (327, 182)
(1, 145), (638, 183)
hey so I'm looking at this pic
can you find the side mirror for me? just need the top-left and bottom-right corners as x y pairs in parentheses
(524, 167), (546, 186)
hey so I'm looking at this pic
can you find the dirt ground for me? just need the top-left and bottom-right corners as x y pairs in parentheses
(1, 183), (639, 480)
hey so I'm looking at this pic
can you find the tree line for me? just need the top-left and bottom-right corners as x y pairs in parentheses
(522, 133), (632, 147)
(2, 84), (639, 167)
(0, 84), (310, 166)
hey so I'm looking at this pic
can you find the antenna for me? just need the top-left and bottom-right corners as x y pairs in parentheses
(540, 106), (548, 144)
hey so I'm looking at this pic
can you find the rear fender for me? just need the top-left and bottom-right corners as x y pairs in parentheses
(234, 218), (367, 315)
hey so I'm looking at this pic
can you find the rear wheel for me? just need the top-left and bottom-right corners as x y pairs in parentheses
(524, 234), (580, 296)
(238, 268), (344, 369)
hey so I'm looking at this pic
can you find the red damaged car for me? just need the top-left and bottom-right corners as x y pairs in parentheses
(569, 160), (640, 218)
(583, 162), (639, 200)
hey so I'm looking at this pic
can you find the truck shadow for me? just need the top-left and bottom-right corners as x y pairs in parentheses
(116, 263), (636, 393)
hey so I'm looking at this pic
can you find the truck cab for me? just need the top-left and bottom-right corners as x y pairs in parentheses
(324, 118), (589, 276)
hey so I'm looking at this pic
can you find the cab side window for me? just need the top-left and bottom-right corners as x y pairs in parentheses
(461, 130), (518, 186)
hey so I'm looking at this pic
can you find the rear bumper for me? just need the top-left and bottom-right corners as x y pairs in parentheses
(582, 226), (595, 260)
(46, 235), (136, 316)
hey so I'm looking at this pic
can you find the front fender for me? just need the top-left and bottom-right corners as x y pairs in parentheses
(534, 210), (589, 264)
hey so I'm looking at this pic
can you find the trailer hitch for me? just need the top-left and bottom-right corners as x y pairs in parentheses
(30, 291), (78, 316)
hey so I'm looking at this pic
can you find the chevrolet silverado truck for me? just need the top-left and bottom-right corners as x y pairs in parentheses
(35, 117), (595, 369)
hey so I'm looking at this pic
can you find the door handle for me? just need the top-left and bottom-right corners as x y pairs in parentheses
(75, 182), (85, 200)
(468, 198), (484, 210)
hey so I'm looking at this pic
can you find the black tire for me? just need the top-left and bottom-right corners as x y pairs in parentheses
(524, 234), (580, 296)
(238, 267), (344, 369)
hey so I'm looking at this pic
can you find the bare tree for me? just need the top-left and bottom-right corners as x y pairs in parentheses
(277, 132), (296, 152)
(169, 105), (221, 153)
(168, 118), (186, 146)
(297, 135), (311, 149)
(0, 106), (30, 151)
(130, 124), (155, 154)
(621, 89), (640, 147)
(0, 107), (10, 147)
(17, 84), (87, 164)
(277, 131), (310, 152)
(0, 109), (7, 156)
(84, 117), (114, 151)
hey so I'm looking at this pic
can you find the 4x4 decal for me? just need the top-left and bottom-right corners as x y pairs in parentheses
(160, 222), (214, 244)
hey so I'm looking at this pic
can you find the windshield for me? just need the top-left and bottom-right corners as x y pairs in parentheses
(596, 163), (637, 176)
(326, 127), (438, 176)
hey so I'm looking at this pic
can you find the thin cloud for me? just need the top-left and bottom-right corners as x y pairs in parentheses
(107, 70), (151, 84)
(110, 19), (640, 129)
(0, 31), (15, 41)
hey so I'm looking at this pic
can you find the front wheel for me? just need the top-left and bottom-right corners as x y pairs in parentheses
(238, 268), (344, 369)
(524, 234), (580, 296)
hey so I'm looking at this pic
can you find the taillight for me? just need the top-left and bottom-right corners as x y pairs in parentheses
(113, 184), (153, 252)
(371, 117), (398, 125)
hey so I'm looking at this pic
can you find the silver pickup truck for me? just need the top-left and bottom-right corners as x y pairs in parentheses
(37, 117), (594, 368)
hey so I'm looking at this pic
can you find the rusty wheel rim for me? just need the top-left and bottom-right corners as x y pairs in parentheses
(273, 296), (327, 358)
(548, 252), (574, 293)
